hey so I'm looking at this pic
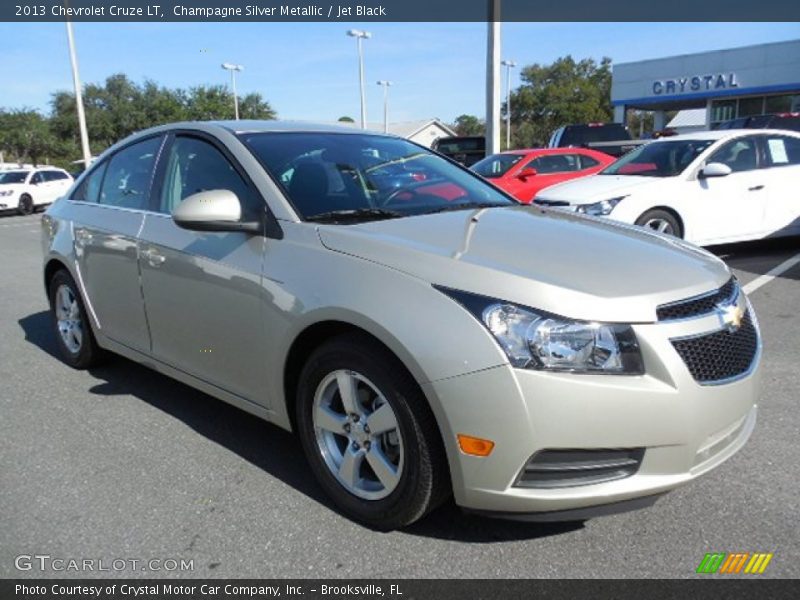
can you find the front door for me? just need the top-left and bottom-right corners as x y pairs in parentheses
(137, 133), (268, 403)
(691, 136), (767, 244)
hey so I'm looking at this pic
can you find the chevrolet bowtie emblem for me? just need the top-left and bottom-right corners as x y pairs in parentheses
(718, 296), (745, 332)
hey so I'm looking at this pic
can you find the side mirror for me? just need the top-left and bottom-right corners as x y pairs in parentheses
(172, 189), (261, 234)
(699, 162), (732, 179)
(517, 167), (538, 180)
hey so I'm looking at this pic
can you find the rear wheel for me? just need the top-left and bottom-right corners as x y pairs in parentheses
(296, 333), (449, 529)
(635, 209), (682, 238)
(48, 270), (104, 369)
(17, 194), (34, 216)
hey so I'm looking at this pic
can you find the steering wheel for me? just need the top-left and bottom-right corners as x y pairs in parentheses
(382, 187), (420, 207)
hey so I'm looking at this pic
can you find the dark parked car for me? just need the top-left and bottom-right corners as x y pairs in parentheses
(432, 136), (486, 166)
(547, 123), (646, 157)
(714, 112), (800, 132)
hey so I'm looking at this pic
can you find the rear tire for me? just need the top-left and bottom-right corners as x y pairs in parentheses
(17, 194), (34, 216)
(48, 270), (105, 369)
(296, 333), (450, 529)
(635, 209), (682, 238)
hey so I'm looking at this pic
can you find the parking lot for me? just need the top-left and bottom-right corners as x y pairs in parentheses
(1, 211), (798, 579)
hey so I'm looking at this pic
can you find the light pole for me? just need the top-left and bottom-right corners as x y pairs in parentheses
(485, 15), (501, 155)
(501, 59), (516, 150)
(376, 80), (392, 133)
(221, 63), (244, 120)
(65, 18), (91, 168)
(347, 29), (371, 129)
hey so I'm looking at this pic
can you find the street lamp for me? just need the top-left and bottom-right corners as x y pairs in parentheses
(221, 63), (244, 120)
(501, 59), (517, 150)
(376, 80), (392, 134)
(346, 29), (371, 129)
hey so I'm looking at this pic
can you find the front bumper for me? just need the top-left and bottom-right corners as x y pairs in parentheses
(422, 313), (761, 518)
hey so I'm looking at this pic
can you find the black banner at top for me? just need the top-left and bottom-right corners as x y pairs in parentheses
(3, 0), (800, 22)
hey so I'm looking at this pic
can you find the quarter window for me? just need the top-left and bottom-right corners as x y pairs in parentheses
(157, 136), (255, 217)
(708, 138), (758, 173)
(99, 137), (162, 209)
(72, 163), (107, 203)
(579, 155), (600, 169)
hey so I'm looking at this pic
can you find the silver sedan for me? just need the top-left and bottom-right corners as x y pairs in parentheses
(42, 121), (760, 529)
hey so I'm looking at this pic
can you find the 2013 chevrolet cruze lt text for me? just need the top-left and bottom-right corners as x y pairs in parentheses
(42, 122), (761, 529)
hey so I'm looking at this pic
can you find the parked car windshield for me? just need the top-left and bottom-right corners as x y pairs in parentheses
(0, 171), (29, 184)
(241, 132), (515, 221)
(471, 153), (526, 178)
(601, 139), (714, 177)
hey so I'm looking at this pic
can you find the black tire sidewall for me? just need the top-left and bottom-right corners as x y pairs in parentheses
(48, 270), (99, 369)
(18, 195), (33, 216)
(296, 336), (441, 529)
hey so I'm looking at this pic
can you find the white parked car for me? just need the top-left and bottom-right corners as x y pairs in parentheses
(0, 167), (74, 215)
(533, 129), (800, 245)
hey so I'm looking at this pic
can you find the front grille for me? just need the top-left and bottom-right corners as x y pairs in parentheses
(671, 310), (758, 384)
(657, 277), (737, 321)
(516, 448), (645, 489)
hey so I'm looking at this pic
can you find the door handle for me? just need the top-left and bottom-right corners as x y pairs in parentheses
(141, 247), (166, 267)
(748, 185), (765, 191)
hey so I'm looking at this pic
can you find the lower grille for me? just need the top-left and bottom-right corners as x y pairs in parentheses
(516, 448), (645, 489)
(671, 310), (758, 384)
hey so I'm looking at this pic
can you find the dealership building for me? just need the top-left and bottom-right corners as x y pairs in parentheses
(611, 40), (800, 130)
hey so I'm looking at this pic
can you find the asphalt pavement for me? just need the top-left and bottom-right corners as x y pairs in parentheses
(1, 213), (798, 579)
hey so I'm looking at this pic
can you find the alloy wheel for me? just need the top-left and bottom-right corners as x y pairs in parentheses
(55, 284), (83, 354)
(642, 218), (674, 235)
(312, 369), (404, 500)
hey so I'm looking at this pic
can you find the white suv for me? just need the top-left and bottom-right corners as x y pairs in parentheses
(0, 168), (74, 215)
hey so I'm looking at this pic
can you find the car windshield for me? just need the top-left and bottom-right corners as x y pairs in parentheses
(601, 139), (714, 177)
(0, 171), (29, 184)
(240, 132), (515, 221)
(471, 153), (526, 178)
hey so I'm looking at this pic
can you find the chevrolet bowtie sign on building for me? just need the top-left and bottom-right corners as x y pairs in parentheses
(696, 552), (774, 574)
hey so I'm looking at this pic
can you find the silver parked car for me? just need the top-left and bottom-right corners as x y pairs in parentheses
(42, 121), (761, 529)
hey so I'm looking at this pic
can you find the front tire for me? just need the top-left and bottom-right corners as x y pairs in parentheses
(635, 209), (682, 238)
(48, 270), (104, 369)
(17, 194), (34, 216)
(296, 333), (449, 529)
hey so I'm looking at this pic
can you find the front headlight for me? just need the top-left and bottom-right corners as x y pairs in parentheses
(438, 288), (644, 374)
(0, 190), (14, 197)
(576, 195), (627, 216)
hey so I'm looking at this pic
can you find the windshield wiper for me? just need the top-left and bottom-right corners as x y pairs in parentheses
(305, 207), (405, 223)
(420, 202), (509, 215)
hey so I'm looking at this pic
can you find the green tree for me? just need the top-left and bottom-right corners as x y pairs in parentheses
(338, 116), (355, 123)
(452, 114), (485, 136)
(508, 56), (613, 148)
(0, 109), (57, 165)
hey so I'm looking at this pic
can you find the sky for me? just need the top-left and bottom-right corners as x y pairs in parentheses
(1, 21), (799, 124)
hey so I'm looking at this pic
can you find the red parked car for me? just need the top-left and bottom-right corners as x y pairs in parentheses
(470, 148), (615, 203)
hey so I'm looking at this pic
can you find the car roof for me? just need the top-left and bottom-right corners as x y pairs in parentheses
(656, 128), (800, 142)
(215, 120), (379, 135)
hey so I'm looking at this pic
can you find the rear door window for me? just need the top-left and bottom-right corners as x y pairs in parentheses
(763, 135), (800, 167)
(99, 137), (162, 210)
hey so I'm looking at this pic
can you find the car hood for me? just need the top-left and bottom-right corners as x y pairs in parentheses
(535, 174), (668, 204)
(317, 206), (730, 323)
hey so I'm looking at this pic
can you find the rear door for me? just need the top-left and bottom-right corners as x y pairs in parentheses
(70, 136), (163, 352)
(760, 133), (800, 236)
(137, 132), (269, 403)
